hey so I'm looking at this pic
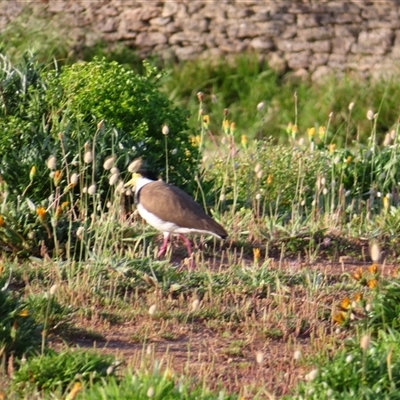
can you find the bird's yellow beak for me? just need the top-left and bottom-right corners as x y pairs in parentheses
(124, 172), (141, 188)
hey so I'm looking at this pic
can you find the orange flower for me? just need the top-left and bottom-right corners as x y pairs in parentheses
(0, 215), (4, 227)
(352, 267), (363, 281)
(340, 297), (351, 310)
(61, 201), (69, 210)
(353, 292), (363, 302)
(333, 311), (346, 324)
(36, 207), (47, 220)
(53, 170), (62, 187)
(368, 263), (378, 274)
(66, 382), (82, 400)
(18, 309), (29, 317)
(367, 279), (378, 289)
(253, 248), (261, 262)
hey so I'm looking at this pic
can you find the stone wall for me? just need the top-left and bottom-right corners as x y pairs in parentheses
(2, 0), (400, 79)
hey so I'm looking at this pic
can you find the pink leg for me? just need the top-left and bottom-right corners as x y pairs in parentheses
(157, 232), (170, 258)
(179, 234), (195, 269)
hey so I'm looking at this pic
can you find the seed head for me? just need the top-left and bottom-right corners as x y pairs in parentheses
(191, 299), (200, 311)
(109, 173), (119, 186)
(103, 156), (116, 170)
(197, 91), (204, 102)
(360, 334), (371, 351)
(162, 124), (169, 136)
(84, 150), (93, 164)
(257, 101), (265, 111)
(293, 350), (302, 360)
(370, 242), (381, 262)
(255, 351), (264, 364)
(70, 173), (78, 186)
(128, 159), (142, 173)
(47, 155), (57, 170)
(305, 369), (318, 382)
(76, 226), (84, 239)
(88, 184), (97, 195)
(148, 304), (157, 316)
(49, 284), (58, 296)
(366, 109), (375, 121)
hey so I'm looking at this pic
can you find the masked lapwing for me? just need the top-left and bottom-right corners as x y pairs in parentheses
(125, 172), (227, 265)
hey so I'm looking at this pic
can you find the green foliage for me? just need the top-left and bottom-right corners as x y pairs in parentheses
(78, 364), (237, 400)
(163, 55), (400, 145)
(0, 276), (41, 357)
(25, 293), (73, 334)
(291, 330), (400, 400)
(11, 349), (115, 395)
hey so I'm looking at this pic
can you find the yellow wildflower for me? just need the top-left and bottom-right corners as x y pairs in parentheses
(203, 114), (210, 129)
(185, 149), (191, 158)
(18, 309), (29, 317)
(36, 207), (47, 220)
(61, 201), (69, 210)
(230, 122), (236, 135)
(383, 196), (389, 211)
(346, 156), (352, 164)
(253, 248), (261, 262)
(318, 126), (326, 140)
(266, 174), (273, 185)
(29, 166), (36, 181)
(241, 135), (248, 147)
(222, 119), (230, 135)
(307, 127), (316, 139)
(328, 144), (336, 153)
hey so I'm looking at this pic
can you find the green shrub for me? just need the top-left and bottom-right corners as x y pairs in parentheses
(12, 349), (115, 395)
(0, 276), (41, 357)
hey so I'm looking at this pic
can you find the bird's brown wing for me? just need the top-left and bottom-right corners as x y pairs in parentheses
(138, 181), (227, 238)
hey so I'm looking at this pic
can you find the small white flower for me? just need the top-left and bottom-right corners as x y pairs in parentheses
(298, 137), (305, 146)
(255, 193), (261, 200)
(323, 188), (328, 195)
(256, 170), (263, 179)
(171, 148), (178, 155)
(365, 303), (372, 312)
(220, 194), (225, 201)
(348, 102), (355, 111)
(329, 111), (334, 118)
(254, 163), (261, 173)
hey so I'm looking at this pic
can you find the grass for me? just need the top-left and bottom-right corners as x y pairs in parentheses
(3, 15), (400, 399)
